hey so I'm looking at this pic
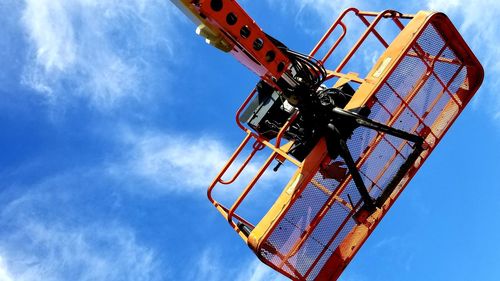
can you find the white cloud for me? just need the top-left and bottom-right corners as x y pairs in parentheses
(235, 260), (287, 281)
(265, 0), (353, 20)
(0, 257), (14, 281)
(265, 0), (355, 33)
(0, 222), (160, 281)
(0, 184), (163, 281)
(20, 0), (176, 108)
(188, 249), (224, 281)
(112, 130), (296, 195)
(190, 248), (286, 281)
(114, 131), (230, 193)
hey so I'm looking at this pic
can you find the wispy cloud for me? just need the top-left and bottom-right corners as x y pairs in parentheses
(0, 256), (14, 281)
(188, 248), (224, 281)
(111, 130), (230, 193)
(265, 0), (355, 34)
(235, 259), (287, 281)
(111, 129), (296, 196)
(189, 247), (286, 281)
(265, 0), (353, 21)
(0, 179), (164, 281)
(20, 0), (176, 109)
(0, 222), (161, 281)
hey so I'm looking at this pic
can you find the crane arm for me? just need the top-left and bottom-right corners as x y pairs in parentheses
(171, 0), (292, 85)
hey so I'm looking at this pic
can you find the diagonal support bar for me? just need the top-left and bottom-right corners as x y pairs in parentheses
(326, 123), (377, 211)
(326, 107), (425, 215)
(331, 107), (424, 144)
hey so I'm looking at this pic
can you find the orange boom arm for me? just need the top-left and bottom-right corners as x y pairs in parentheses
(171, 0), (292, 86)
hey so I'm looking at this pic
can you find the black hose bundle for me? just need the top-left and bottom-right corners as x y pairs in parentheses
(266, 33), (327, 105)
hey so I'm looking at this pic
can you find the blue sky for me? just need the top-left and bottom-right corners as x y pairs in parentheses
(0, 0), (499, 280)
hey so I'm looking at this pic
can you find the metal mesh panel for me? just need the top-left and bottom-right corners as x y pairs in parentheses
(386, 55), (427, 100)
(434, 47), (461, 85)
(265, 180), (328, 259)
(359, 139), (398, 193)
(416, 24), (444, 57)
(258, 21), (476, 280)
(449, 67), (468, 95)
(346, 127), (378, 161)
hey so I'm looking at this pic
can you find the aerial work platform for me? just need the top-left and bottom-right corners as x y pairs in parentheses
(205, 8), (483, 281)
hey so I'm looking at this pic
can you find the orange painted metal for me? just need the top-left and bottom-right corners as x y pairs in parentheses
(204, 6), (483, 281)
(173, 0), (290, 86)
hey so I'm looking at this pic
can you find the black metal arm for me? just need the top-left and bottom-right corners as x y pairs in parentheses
(326, 106), (425, 215)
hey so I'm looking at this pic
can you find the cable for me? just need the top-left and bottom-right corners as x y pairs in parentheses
(265, 33), (327, 100)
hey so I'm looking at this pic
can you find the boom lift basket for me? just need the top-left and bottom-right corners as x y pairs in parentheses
(207, 8), (483, 281)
